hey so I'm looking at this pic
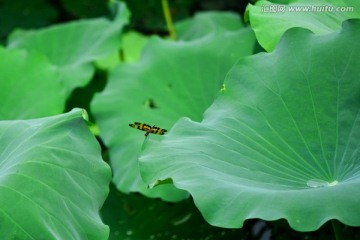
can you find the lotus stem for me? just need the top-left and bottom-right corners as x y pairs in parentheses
(161, 0), (176, 40)
(331, 220), (343, 240)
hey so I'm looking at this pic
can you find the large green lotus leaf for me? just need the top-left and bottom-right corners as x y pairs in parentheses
(91, 12), (256, 200)
(0, 109), (111, 239)
(7, 1), (129, 93)
(0, 47), (65, 120)
(139, 19), (360, 231)
(245, 0), (360, 52)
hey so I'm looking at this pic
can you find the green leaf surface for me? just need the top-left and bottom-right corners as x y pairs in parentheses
(139, 19), (360, 231)
(95, 31), (149, 69)
(7, 1), (129, 93)
(0, 47), (65, 120)
(0, 109), (111, 239)
(245, 0), (360, 51)
(176, 11), (248, 41)
(91, 12), (256, 200)
(121, 31), (149, 63)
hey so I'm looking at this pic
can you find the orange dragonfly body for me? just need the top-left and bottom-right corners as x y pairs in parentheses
(129, 122), (167, 137)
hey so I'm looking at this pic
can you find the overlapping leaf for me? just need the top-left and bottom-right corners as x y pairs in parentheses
(7, 1), (129, 93)
(245, 0), (360, 51)
(91, 12), (256, 200)
(0, 109), (111, 239)
(139, 19), (360, 231)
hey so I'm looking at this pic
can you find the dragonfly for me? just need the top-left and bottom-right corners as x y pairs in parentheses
(129, 122), (167, 137)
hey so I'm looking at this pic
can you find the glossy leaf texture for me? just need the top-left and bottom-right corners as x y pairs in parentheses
(7, 1), (129, 93)
(139, 19), (360, 231)
(0, 47), (65, 120)
(0, 109), (111, 239)
(245, 0), (360, 51)
(91, 12), (256, 200)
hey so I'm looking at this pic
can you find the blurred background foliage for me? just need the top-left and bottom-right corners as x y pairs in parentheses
(0, 0), (250, 43)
